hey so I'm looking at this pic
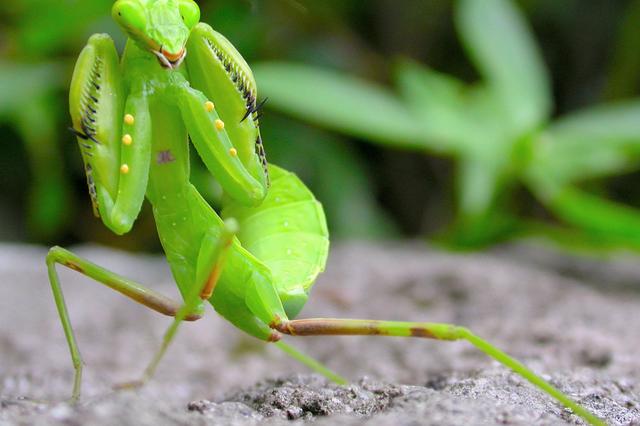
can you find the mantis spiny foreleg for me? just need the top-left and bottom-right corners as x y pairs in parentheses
(186, 23), (269, 188)
(69, 34), (151, 235)
(168, 76), (266, 206)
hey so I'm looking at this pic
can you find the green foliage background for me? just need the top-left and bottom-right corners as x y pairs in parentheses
(1, 0), (640, 252)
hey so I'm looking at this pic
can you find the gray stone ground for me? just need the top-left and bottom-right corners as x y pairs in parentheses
(0, 242), (638, 425)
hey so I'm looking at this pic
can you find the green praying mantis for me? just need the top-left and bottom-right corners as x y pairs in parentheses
(45, 1), (603, 424)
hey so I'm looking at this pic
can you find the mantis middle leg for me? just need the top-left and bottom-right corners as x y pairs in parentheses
(45, 246), (204, 402)
(124, 219), (239, 388)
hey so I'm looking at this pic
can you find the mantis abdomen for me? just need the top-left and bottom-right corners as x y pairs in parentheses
(150, 164), (330, 338)
(223, 165), (329, 318)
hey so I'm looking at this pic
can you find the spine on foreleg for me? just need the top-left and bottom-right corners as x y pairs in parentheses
(69, 34), (124, 215)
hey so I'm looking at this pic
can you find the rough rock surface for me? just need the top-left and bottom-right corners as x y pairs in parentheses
(0, 242), (638, 425)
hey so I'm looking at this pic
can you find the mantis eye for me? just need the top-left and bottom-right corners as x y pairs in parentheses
(178, 0), (200, 29)
(112, 0), (147, 33)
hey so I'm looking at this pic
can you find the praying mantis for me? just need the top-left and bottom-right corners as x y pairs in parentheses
(45, 1), (603, 424)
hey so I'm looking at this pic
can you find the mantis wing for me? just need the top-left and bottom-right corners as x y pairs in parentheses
(222, 165), (329, 318)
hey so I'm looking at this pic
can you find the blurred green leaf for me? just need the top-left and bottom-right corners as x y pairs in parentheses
(254, 62), (426, 149)
(443, 210), (521, 250)
(0, 62), (64, 116)
(395, 59), (474, 152)
(396, 61), (517, 148)
(528, 101), (640, 191)
(550, 100), (640, 141)
(547, 186), (640, 248)
(16, 0), (113, 55)
(456, 0), (551, 136)
(16, 95), (71, 240)
(457, 157), (505, 217)
(27, 178), (71, 241)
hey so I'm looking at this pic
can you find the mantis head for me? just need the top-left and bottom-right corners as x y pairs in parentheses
(112, 0), (200, 69)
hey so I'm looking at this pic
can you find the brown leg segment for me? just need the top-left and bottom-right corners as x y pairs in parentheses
(272, 318), (454, 339)
(49, 246), (203, 321)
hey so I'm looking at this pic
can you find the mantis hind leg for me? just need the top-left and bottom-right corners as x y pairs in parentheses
(271, 318), (604, 426)
(45, 246), (203, 402)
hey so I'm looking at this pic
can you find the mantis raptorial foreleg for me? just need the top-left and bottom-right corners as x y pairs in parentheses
(185, 23), (269, 188)
(45, 246), (204, 402)
(172, 79), (266, 207)
(70, 34), (151, 235)
(108, 86), (152, 224)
